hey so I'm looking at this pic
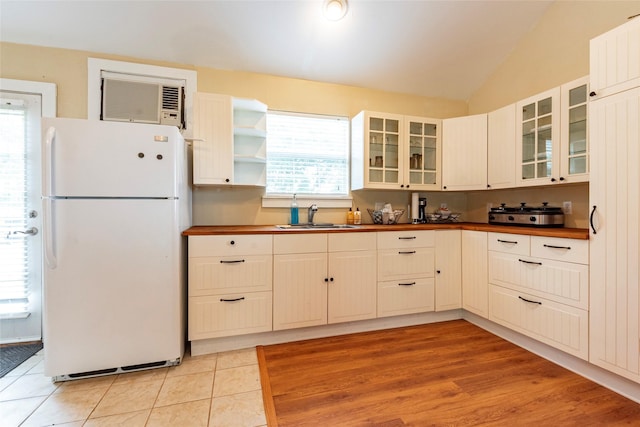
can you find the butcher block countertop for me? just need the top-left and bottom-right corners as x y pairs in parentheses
(183, 222), (589, 240)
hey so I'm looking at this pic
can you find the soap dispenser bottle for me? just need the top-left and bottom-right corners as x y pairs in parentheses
(354, 207), (362, 225)
(347, 208), (354, 225)
(290, 194), (299, 225)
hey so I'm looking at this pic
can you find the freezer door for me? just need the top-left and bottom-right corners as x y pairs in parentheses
(43, 199), (184, 377)
(42, 118), (183, 198)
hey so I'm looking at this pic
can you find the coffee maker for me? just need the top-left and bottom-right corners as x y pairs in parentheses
(418, 198), (427, 223)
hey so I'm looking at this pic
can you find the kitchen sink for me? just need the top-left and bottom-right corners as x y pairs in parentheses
(276, 223), (359, 229)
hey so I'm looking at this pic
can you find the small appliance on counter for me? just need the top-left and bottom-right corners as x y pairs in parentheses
(488, 202), (564, 227)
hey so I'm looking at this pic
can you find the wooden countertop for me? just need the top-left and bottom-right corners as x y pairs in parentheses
(183, 222), (589, 240)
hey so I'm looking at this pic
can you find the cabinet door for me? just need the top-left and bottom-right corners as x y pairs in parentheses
(328, 250), (377, 324)
(404, 116), (441, 190)
(193, 93), (233, 185)
(589, 87), (640, 383)
(560, 76), (589, 183)
(273, 252), (328, 330)
(590, 17), (640, 99)
(363, 112), (404, 189)
(516, 87), (561, 186)
(435, 230), (462, 311)
(487, 104), (516, 189)
(442, 114), (488, 191)
(462, 230), (488, 318)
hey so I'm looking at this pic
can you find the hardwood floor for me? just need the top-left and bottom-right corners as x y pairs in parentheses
(257, 320), (640, 426)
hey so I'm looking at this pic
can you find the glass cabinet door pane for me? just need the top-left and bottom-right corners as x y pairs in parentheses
(522, 120), (535, 162)
(409, 121), (422, 134)
(424, 123), (437, 137)
(370, 117), (383, 131)
(569, 85), (587, 106)
(569, 157), (587, 174)
(522, 103), (535, 121)
(537, 161), (551, 178)
(538, 97), (552, 115)
(522, 164), (535, 180)
(385, 119), (399, 133)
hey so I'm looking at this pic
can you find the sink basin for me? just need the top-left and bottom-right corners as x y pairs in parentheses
(276, 223), (359, 230)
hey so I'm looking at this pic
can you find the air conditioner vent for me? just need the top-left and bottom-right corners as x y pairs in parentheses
(162, 86), (180, 111)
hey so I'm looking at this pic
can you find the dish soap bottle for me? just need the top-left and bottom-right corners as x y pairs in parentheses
(354, 207), (362, 225)
(290, 194), (299, 225)
(347, 208), (354, 225)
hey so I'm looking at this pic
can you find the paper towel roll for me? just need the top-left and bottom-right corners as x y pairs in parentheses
(411, 193), (419, 221)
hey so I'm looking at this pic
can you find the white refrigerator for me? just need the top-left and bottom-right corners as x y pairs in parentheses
(41, 118), (191, 381)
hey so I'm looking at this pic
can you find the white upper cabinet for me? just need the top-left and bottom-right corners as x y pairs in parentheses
(192, 93), (267, 186)
(559, 76), (589, 183)
(516, 87), (561, 186)
(589, 17), (640, 100)
(442, 113), (488, 191)
(487, 104), (517, 189)
(351, 111), (441, 191)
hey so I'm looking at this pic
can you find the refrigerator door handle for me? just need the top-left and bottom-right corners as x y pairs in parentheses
(44, 126), (56, 197)
(43, 198), (57, 269)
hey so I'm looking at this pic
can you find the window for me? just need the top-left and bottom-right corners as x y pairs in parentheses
(266, 111), (350, 198)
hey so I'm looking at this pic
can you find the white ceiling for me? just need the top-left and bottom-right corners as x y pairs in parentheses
(0, 0), (554, 101)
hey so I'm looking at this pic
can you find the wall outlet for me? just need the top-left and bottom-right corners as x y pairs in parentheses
(563, 201), (572, 215)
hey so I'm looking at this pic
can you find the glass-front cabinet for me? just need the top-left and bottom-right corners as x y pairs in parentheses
(516, 87), (561, 186)
(560, 76), (589, 183)
(351, 111), (441, 191)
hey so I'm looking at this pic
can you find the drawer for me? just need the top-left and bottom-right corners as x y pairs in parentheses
(377, 277), (435, 318)
(377, 230), (435, 249)
(488, 232), (530, 255)
(530, 236), (588, 265)
(188, 291), (272, 340)
(189, 235), (272, 257)
(274, 233), (327, 254)
(378, 247), (435, 281)
(488, 252), (588, 309)
(189, 254), (272, 296)
(488, 285), (588, 360)
(328, 232), (376, 252)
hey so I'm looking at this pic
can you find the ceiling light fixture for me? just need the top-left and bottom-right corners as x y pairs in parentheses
(323, 0), (349, 21)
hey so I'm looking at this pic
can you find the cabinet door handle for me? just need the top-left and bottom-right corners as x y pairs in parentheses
(398, 282), (416, 286)
(398, 251), (416, 255)
(497, 239), (518, 244)
(220, 297), (245, 302)
(518, 258), (542, 266)
(543, 244), (571, 250)
(518, 296), (542, 305)
(590, 205), (597, 234)
(398, 236), (416, 240)
(220, 259), (245, 264)
(589, 91), (597, 97)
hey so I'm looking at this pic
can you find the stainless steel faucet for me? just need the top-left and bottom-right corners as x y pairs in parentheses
(308, 204), (318, 224)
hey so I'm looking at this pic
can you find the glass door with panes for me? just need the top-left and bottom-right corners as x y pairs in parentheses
(561, 77), (589, 182)
(405, 117), (441, 190)
(517, 87), (560, 186)
(367, 114), (402, 188)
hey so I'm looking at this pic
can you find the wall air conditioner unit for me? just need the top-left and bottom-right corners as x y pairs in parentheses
(101, 78), (184, 128)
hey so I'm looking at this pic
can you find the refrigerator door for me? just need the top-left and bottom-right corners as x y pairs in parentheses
(43, 198), (183, 377)
(42, 118), (183, 198)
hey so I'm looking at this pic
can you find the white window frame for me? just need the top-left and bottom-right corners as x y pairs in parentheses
(262, 110), (352, 209)
(87, 58), (197, 133)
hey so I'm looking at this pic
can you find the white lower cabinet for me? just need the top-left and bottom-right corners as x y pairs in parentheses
(188, 235), (273, 340)
(273, 233), (377, 330)
(377, 230), (435, 317)
(487, 232), (589, 359)
(461, 230), (488, 318)
(435, 230), (462, 311)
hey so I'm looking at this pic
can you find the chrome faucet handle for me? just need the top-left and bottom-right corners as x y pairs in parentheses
(308, 204), (318, 223)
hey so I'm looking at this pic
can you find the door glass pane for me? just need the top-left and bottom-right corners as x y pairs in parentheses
(424, 123), (437, 137)
(424, 171), (436, 185)
(522, 164), (535, 180)
(537, 161), (552, 178)
(370, 117), (383, 131)
(569, 156), (587, 174)
(409, 121), (422, 135)
(522, 103), (535, 121)
(538, 97), (552, 115)
(537, 116), (552, 160)
(522, 120), (535, 162)
(385, 141), (398, 169)
(569, 85), (587, 106)
(385, 119), (399, 133)
(369, 169), (382, 183)
(385, 170), (398, 183)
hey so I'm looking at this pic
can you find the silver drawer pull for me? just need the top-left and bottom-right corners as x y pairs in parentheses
(220, 297), (245, 302)
(497, 239), (517, 244)
(220, 259), (245, 264)
(518, 296), (542, 305)
(398, 251), (416, 255)
(543, 244), (571, 250)
(518, 259), (542, 266)
(398, 236), (416, 240)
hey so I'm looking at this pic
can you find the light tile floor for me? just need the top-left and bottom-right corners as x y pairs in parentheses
(0, 347), (267, 427)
